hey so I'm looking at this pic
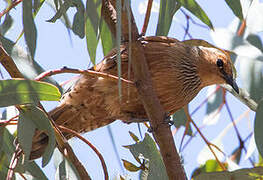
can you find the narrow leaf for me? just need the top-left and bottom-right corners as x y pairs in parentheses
(0, 13), (13, 36)
(23, 0), (37, 58)
(126, 133), (168, 180)
(122, 159), (141, 172)
(72, 0), (85, 38)
(156, 0), (180, 36)
(18, 112), (36, 161)
(0, 79), (61, 107)
(85, 0), (101, 64)
(19, 105), (56, 167)
(47, 0), (73, 23)
(100, 20), (114, 56)
(176, 0), (214, 29)
(225, 0), (243, 20)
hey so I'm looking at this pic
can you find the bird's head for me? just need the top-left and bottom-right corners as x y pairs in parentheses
(198, 46), (239, 94)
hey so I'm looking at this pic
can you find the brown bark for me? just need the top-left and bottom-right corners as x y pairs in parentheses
(101, 1), (186, 179)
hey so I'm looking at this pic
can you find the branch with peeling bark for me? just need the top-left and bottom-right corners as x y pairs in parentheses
(102, 0), (186, 179)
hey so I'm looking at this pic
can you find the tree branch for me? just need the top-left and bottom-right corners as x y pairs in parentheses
(102, 0), (187, 179)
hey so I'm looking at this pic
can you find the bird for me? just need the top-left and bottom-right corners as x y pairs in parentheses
(29, 36), (239, 159)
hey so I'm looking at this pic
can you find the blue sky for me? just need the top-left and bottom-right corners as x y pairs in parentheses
(1, 0), (261, 179)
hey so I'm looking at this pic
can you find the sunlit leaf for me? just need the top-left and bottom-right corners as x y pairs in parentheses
(246, 0), (263, 33)
(176, 0), (213, 29)
(194, 167), (263, 180)
(225, 0), (243, 20)
(23, 0), (37, 58)
(0, 36), (62, 93)
(19, 105), (56, 167)
(0, 79), (61, 107)
(129, 131), (140, 143)
(125, 133), (168, 180)
(122, 159), (141, 172)
(100, 20), (114, 56)
(156, 0), (180, 36)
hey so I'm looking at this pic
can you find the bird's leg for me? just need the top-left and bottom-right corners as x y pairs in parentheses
(148, 113), (174, 133)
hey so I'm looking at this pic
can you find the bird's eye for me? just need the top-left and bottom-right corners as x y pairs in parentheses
(216, 59), (224, 68)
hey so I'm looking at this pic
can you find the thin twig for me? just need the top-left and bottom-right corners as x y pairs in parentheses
(59, 125), (109, 180)
(141, 0), (153, 36)
(190, 118), (227, 170)
(0, 0), (23, 19)
(35, 66), (134, 84)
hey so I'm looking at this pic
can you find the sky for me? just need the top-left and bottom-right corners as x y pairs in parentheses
(0, 0), (260, 179)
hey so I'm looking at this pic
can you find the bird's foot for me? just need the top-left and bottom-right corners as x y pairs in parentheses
(147, 113), (173, 133)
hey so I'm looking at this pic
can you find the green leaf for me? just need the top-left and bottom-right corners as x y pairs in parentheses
(194, 167), (263, 180)
(246, 34), (263, 52)
(225, 0), (243, 20)
(172, 108), (193, 136)
(100, 20), (114, 56)
(47, 0), (73, 23)
(23, 0), (37, 58)
(176, 0), (214, 29)
(254, 101), (263, 159)
(0, 13), (13, 36)
(19, 105), (56, 167)
(85, 0), (101, 64)
(0, 32), (63, 93)
(0, 79), (61, 107)
(156, 0), (180, 36)
(18, 112), (36, 161)
(125, 133), (168, 180)
(72, 8), (85, 38)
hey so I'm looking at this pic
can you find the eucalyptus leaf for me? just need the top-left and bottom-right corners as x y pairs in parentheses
(18, 112), (36, 161)
(47, 0), (73, 23)
(19, 105), (56, 167)
(100, 20), (114, 56)
(225, 0), (243, 20)
(125, 133), (168, 180)
(0, 13), (13, 36)
(85, 0), (102, 64)
(0, 36), (62, 93)
(23, 0), (37, 58)
(156, 0), (180, 36)
(176, 0), (213, 29)
(194, 167), (263, 180)
(0, 79), (61, 107)
(172, 108), (193, 136)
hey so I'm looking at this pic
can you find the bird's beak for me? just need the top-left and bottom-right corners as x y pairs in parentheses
(224, 74), (239, 94)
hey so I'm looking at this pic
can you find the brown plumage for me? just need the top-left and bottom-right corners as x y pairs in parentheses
(29, 36), (239, 159)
